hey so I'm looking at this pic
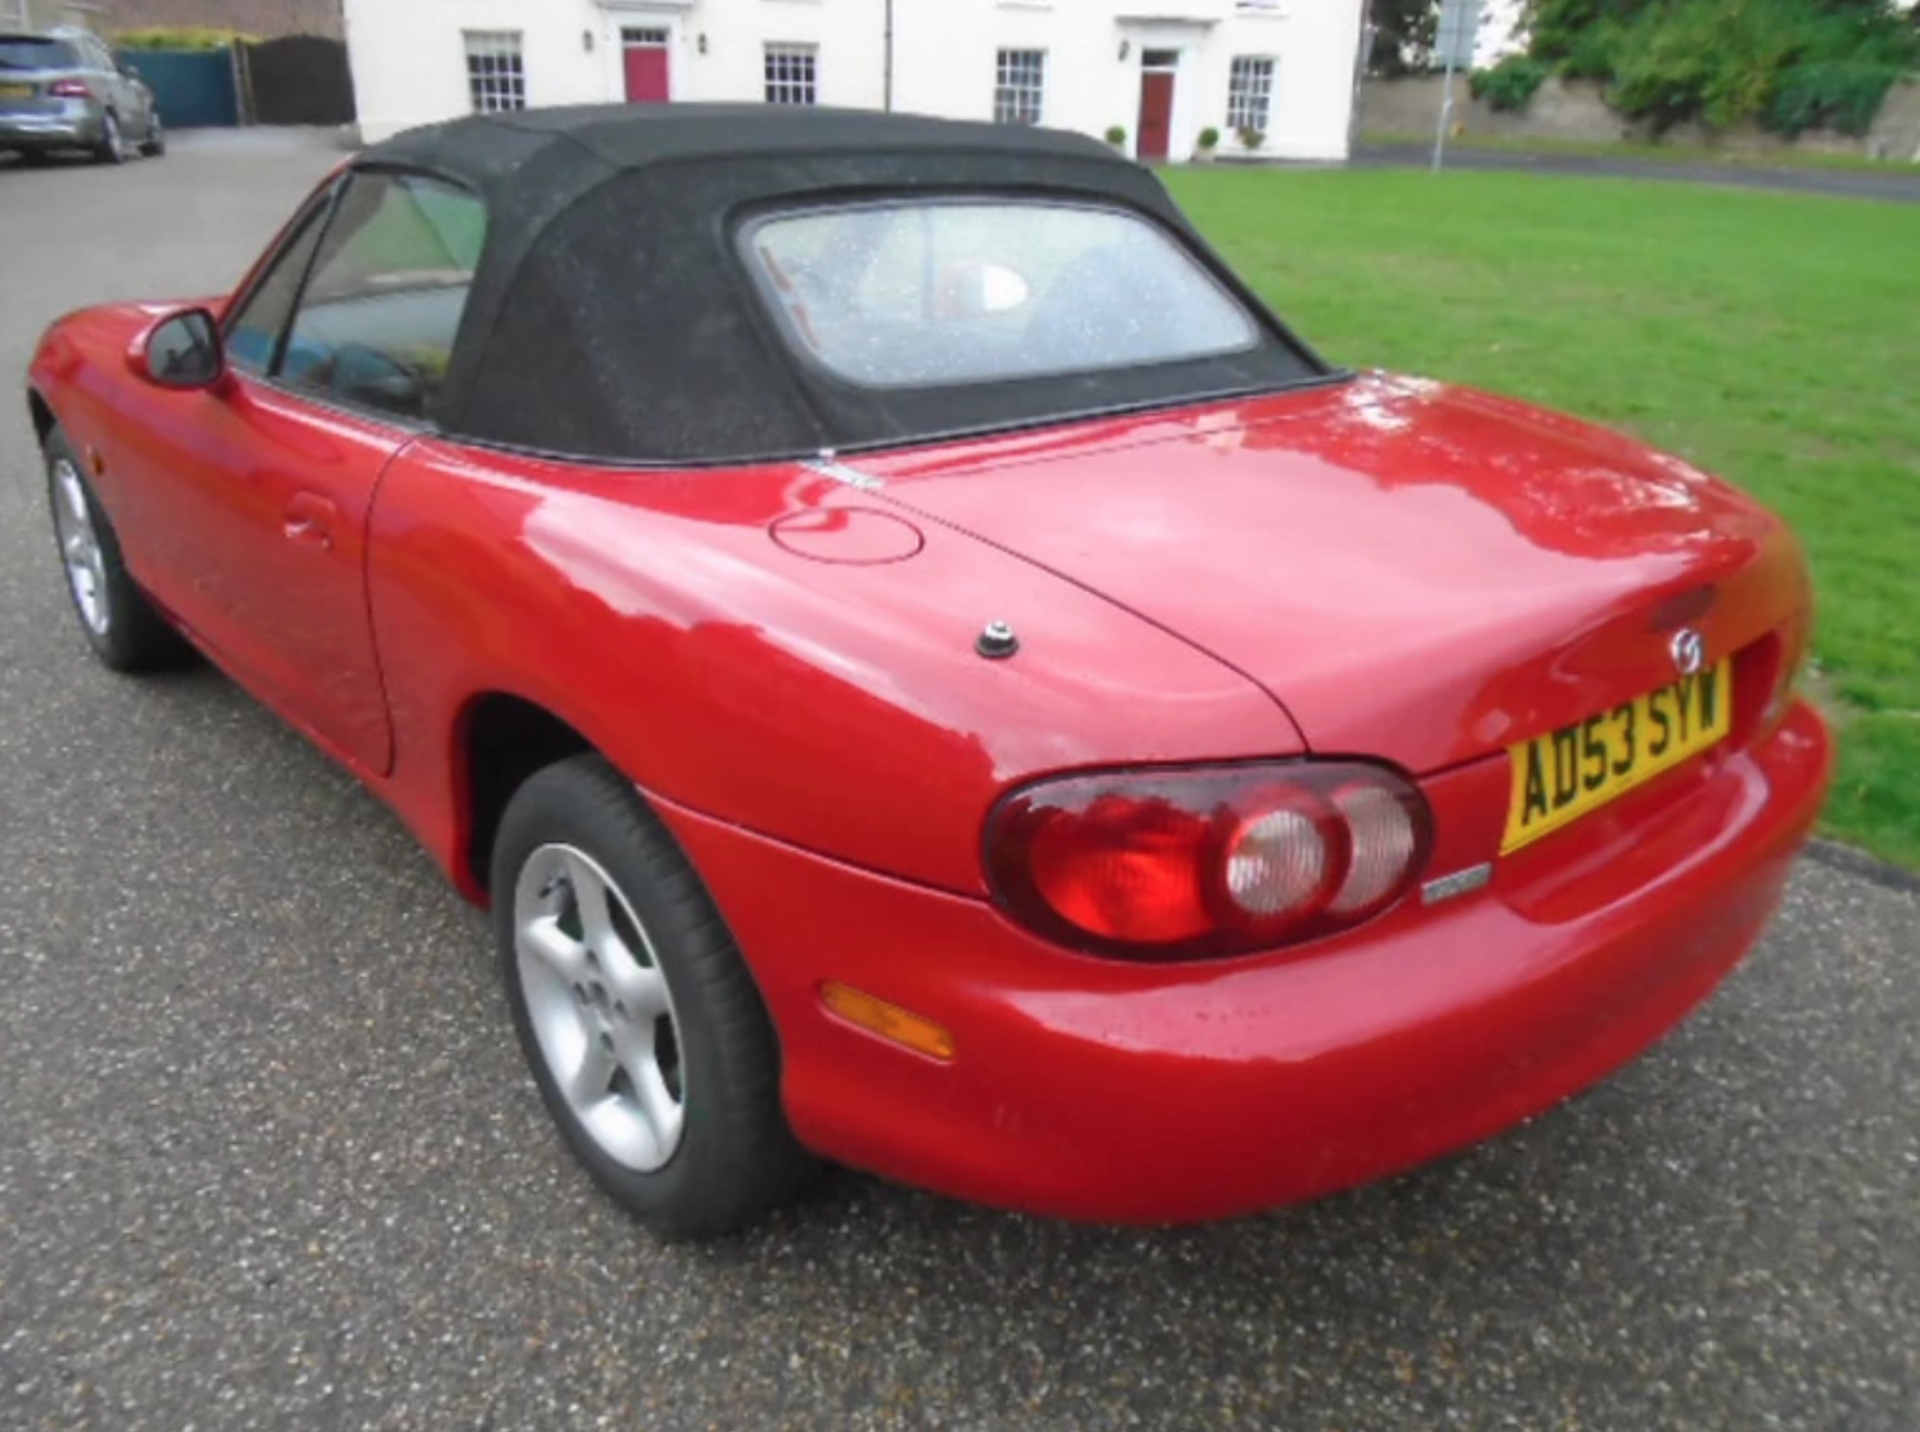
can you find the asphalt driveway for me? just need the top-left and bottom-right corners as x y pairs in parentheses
(2, 131), (1917, 1432)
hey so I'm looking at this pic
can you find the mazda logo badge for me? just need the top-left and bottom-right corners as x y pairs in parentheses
(1670, 628), (1706, 677)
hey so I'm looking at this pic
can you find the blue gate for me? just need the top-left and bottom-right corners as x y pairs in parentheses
(115, 48), (239, 129)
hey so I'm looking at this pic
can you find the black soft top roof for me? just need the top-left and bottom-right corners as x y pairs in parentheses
(365, 102), (1139, 189)
(356, 105), (1328, 464)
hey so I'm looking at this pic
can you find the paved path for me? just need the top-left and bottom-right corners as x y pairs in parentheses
(1357, 140), (1920, 203)
(3, 130), (1917, 1431)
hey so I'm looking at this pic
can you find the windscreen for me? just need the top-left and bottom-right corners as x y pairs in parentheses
(743, 200), (1260, 389)
(0, 38), (78, 69)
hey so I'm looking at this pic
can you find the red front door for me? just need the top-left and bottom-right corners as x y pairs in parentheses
(1137, 71), (1174, 161)
(623, 34), (670, 103)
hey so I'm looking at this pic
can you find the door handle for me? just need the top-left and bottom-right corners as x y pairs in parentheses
(284, 493), (338, 552)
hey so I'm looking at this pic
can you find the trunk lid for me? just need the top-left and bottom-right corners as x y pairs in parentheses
(864, 375), (1805, 774)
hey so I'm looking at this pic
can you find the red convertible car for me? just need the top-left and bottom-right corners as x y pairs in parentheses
(28, 106), (1831, 1235)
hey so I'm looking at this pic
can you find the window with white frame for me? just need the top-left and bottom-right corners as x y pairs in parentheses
(993, 49), (1045, 126)
(464, 31), (526, 115)
(1226, 56), (1274, 136)
(764, 43), (818, 105)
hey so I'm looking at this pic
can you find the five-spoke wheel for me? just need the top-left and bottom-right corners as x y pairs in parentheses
(491, 755), (814, 1235)
(50, 454), (110, 638)
(41, 425), (190, 672)
(515, 843), (687, 1172)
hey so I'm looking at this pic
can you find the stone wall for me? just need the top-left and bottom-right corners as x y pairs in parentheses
(1362, 73), (1920, 161)
(1869, 79), (1920, 162)
(1362, 76), (1629, 144)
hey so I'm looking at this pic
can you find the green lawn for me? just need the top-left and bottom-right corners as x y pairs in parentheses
(1164, 167), (1920, 868)
(1359, 130), (1920, 175)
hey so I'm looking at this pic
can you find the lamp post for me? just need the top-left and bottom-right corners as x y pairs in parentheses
(1431, 0), (1482, 173)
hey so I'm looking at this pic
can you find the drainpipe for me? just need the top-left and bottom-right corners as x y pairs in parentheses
(883, 0), (894, 111)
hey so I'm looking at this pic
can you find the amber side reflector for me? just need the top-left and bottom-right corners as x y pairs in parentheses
(819, 982), (956, 1062)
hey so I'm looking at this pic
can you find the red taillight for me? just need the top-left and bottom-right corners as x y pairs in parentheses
(985, 762), (1433, 960)
(48, 79), (92, 98)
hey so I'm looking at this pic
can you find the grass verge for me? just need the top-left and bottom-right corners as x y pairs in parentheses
(1359, 130), (1920, 174)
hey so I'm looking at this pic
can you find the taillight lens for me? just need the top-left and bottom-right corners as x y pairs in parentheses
(984, 762), (1433, 960)
(49, 79), (93, 99)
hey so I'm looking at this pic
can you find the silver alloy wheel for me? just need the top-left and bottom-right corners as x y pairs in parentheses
(50, 457), (110, 636)
(103, 112), (123, 160)
(513, 843), (687, 1171)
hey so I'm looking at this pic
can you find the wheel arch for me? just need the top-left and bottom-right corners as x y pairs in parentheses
(27, 388), (57, 448)
(455, 691), (596, 899)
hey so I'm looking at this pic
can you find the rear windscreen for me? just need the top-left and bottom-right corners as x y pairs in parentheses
(742, 200), (1260, 390)
(0, 38), (79, 69)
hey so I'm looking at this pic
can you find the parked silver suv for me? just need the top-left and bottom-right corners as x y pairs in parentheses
(0, 27), (163, 164)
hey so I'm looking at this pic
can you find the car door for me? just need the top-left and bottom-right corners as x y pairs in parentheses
(104, 169), (487, 777)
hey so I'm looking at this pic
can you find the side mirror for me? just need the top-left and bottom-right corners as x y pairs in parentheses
(142, 309), (225, 390)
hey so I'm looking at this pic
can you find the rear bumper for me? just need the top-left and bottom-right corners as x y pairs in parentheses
(0, 113), (101, 149)
(659, 699), (1832, 1224)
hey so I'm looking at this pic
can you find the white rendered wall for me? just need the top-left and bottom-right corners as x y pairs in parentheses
(343, 0), (1361, 161)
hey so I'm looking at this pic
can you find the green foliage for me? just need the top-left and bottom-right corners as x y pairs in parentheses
(1767, 60), (1908, 135)
(1525, 0), (1661, 66)
(1607, 0), (1780, 130)
(1236, 125), (1266, 149)
(1198, 126), (1221, 148)
(1104, 124), (1127, 145)
(1516, 0), (1919, 134)
(1471, 56), (1553, 111)
(1368, 0), (1440, 77)
(114, 27), (249, 51)
(1558, 24), (1625, 81)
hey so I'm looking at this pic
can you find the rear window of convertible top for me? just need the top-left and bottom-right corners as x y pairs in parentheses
(740, 199), (1260, 390)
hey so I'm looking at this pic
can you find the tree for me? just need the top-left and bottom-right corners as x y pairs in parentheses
(1366, 0), (1440, 76)
(1510, 0), (1920, 134)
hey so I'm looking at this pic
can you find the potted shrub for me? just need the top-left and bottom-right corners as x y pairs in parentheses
(1104, 124), (1127, 151)
(1195, 126), (1220, 163)
(1236, 125), (1265, 154)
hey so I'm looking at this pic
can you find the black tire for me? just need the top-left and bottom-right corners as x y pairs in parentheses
(94, 112), (124, 165)
(139, 116), (165, 158)
(43, 426), (192, 673)
(490, 755), (815, 1236)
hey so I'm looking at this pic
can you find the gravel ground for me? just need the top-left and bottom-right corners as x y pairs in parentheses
(2, 131), (1917, 1432)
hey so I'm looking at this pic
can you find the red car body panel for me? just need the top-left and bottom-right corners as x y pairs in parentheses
(866, 376), (1810, 777)
(27, 281), (1832, 1221)
(33, 299), (402, 775)
(661, 699), (1828, 1221)
(361, 436), (1300, 899)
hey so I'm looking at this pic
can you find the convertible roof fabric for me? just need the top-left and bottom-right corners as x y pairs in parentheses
(359, 105), (1328, 463)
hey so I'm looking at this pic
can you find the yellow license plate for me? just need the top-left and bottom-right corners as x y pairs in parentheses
(0, 83), (33, 99)
(1503, 660), (1732, 854)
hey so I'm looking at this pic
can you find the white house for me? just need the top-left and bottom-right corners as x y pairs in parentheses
(341, 0), (1367, 162)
